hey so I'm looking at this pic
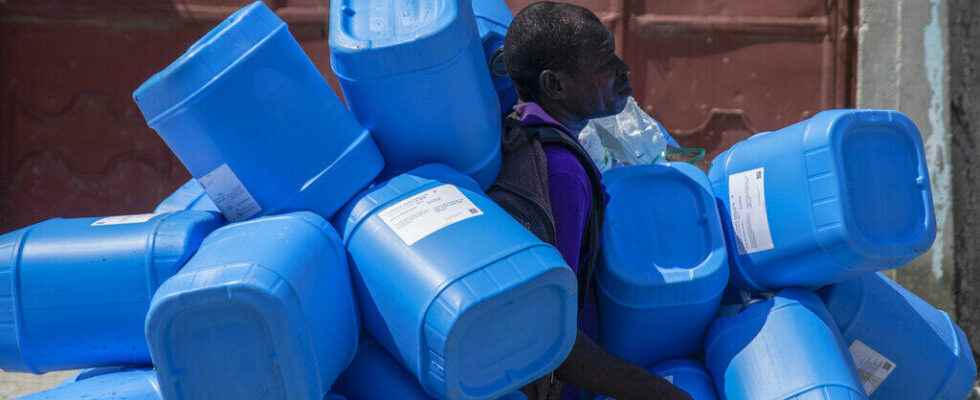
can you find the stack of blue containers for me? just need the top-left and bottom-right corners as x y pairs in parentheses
(6, 1), (978, 399)
(9, 0), (573, 399)
(593, 109), (975, 399)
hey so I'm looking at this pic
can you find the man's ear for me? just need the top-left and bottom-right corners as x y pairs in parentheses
(538, 69), (564, 100)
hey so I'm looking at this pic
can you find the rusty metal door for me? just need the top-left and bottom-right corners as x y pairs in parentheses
(0, 1), (335, 231)
(507, 0), (856, 161)
(0, 0), (855, 232)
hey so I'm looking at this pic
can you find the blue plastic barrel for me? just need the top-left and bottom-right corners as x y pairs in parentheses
(0, 211), (220, 373)
(146, 212), (358, 400)
(134, 2), (383, 222)
(598, 164), (729, 366)
(473, 0), (518, 114)
(705, 289), (867, 400)
(708, 109), (935, 291)
(330, 0), (501, 188)
(820, 273), (976, 399)
(338, 165), (577, 400)
(154, 179), (219, 214)
(21, 368), (161, 400)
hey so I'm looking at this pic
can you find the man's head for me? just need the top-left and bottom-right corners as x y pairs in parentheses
(504, 1), (632, 123)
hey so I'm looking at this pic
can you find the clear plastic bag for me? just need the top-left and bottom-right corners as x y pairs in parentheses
(578, 97), (671, 171)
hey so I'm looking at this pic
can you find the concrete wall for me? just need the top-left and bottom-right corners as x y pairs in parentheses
(857, 0), (958, 316)
(860, 1), (979, 395)
(950, 0), (980, 370)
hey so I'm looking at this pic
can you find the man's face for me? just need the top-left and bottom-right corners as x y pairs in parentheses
(561, 31), (632, 120)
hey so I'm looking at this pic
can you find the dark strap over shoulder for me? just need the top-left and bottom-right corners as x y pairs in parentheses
(488, 115), (605, 310)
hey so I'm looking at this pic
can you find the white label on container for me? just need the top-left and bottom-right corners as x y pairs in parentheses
(198, 164), (262, 222)
(91, 213), (159, 226)
(728, 167), (775, 254)
(377, 184), (483, 246)
(849, 340), (896, 395)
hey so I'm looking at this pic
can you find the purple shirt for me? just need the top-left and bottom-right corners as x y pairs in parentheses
(515, 103), (600, 400)
(514, 103), (593, 272)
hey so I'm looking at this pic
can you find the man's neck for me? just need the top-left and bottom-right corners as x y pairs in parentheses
(538, 102), (589, 134)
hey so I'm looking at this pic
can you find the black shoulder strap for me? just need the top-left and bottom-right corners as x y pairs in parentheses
(523, 125), (605, 311)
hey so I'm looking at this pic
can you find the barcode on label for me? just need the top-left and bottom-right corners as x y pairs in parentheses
(378, 184), (484, 246)
(849, 340), (896, 395)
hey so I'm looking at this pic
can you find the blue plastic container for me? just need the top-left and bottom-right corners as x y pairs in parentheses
(146, 212), (359, 400)
(597, 359), (718, 400)
(821, 273), (976, 399)
(473, 0), (518, 114)
(708, 109), (935, 291)
(134, 1), (383, 222)
(338, 165), (577, 400)
(336, 336), (529, 400)
(0, 211), (220, 373)
(650, 360), (719, 400)
(705, 289), (866, 400)
(21, 368), (161, 400)
(334, 336), (433, 400)
(598, 164), (729, 366)
(154, 179), (219, 214)
(330, 0), (501, 188)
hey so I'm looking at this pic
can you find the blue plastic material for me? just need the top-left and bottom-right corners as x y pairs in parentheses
(335, 336), (528, 400)
(650, 360), (719, 400)
(598, 164), (729, 366)
(154, 179), (219, 214)
(334, 336), (433, 400)
(705, 289), (867, 400)
(338, 165), (577, 400)
(21, 368), (161, 400)
(0, 212), (220, 373)
(329, 0), (501, 188)
(146, 212), (359, 400)
(598, 359), (718, 400)
(134, 2), (383, 222)
(821, 273), (977, 399)
(473, 0), (518, 114)
(708, 109), (936, 291)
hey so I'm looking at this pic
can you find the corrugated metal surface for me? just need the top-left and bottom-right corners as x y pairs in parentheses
(0, 0), (855, 232)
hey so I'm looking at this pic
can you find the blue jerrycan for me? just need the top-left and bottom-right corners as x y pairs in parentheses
(330, 0), (501, 188)
(154, 179), (219, 214)
(708, 109), (935, 291)
(134, 1), (383, 222)
(821, 272), (977, 399)
(597, 359), (719, 400)
(705, 289), (867, 400)
(20, 368), (161, 400)
(337, 164), (577, 400)
(0, 211), (220, 373)
(146, 212), (359, 400)
(473, 0), (518, 113)
(599, 163), (729, 366)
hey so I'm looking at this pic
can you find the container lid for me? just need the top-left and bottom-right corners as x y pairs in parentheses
(133, 1), (285, 124)
(329, 0), (478, 80)
(598, 164), (729, 307)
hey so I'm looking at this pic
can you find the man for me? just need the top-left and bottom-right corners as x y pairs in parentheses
(487, 2), (694, 400)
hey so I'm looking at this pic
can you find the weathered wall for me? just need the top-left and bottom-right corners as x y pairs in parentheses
(950, 0), (980, 367)
(857, 0), (957, 318)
